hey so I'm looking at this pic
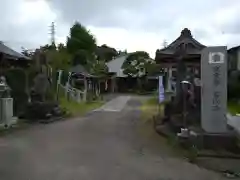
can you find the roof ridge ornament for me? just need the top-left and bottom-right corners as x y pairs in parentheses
(180, 28), (192, 38)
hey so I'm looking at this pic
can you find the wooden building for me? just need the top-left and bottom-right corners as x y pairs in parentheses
(0, 42), (30, 70)
(155, 28), (206, 92)
(228, 45), (240, 71)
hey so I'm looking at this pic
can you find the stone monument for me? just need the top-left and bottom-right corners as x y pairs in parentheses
(32, 72), (50, 102)
(201, 46), (228, 133)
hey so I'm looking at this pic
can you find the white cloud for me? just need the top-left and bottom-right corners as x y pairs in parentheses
(1, 0), (240, 56)
(88, 26), (165, 58)
(0, 0), (57, 51)
(17, 0), (56, 25)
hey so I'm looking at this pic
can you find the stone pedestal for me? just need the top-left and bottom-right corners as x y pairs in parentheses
(0, 98), (16, 127)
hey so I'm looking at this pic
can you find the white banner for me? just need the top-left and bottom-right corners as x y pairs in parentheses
(159, 76), (165, 103)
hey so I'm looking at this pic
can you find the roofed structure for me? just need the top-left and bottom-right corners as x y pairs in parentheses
(70, 64), (91, 76)
(155, 28), (206, 66)
(107, 54), (129, 77)
(227, 45), (240, 71)
(0, 42), (30, 60)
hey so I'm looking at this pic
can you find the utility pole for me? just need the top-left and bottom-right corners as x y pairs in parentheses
(49, 22), (56, 45)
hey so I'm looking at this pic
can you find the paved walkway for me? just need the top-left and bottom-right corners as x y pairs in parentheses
(94, 95), (131, 112)
(0, 96), (226, 180)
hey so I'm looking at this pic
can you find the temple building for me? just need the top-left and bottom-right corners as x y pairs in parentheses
(0, 42), (30, 70)
(228, 45), (240, 71)
(155, 28), (206, 93)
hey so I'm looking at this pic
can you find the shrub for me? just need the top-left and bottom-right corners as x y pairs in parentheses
(5, 68), (28, 115)
(5, 68), (26, 93)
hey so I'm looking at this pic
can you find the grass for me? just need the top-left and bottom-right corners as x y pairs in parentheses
(140, 96), (199, 162)
(228, 101), (240, 115)
(138, 96), (177, 156)
(145, 96), (159, 105)
(59, 97), (104, 116)
(140, 97), (163, 120)
(140, 96), (168, 120)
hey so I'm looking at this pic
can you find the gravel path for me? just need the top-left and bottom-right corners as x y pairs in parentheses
(0, 96), (226, 180)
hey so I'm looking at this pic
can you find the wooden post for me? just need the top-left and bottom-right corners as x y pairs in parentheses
(98, 81), (101, 96)
(83, 76), (87, 102)
(77, 90), (81, 103)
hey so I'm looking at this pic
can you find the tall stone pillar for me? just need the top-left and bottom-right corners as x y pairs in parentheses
(201, 46), (228, 133)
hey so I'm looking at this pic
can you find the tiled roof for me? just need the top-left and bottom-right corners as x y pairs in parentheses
(0, 42), (30, 60)
(107, 55), (129, 77)
(69, 64), (94, 77)
(157, 28), (206, 55)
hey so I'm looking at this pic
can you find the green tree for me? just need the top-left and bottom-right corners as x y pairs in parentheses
(67, 22), (97, 54)
(48, 50), (72, 71)
(144, 60), (161, 76)
(91, 60), (109, 76)
(122, 51), (160, 91)
(122, 51), (152, 77)
(72, 49), (89, 66)
(96, 44), (118, 62)
(40, 43), (56, 52)
(57, 43), (66, 51)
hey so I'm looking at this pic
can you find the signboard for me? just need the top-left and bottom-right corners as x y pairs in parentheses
(201, 47), (228, 133)
(158, 76), (165, 103)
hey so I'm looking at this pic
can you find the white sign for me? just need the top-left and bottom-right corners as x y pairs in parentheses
(158, 76), (165, 103)
(209, 52), (224, 64)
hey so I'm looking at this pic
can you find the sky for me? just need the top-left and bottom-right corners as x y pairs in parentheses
(1, 0), (240, 58)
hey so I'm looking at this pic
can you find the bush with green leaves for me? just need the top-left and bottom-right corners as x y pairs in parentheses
(5, 68), (28, 115)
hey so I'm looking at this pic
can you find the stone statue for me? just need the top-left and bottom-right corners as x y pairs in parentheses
(31, 72), (50, 102)
(31, 51), (52, 102)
